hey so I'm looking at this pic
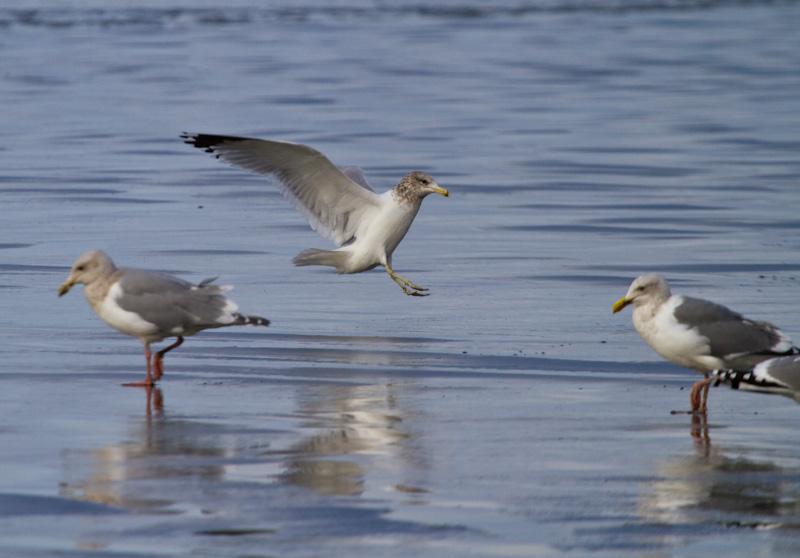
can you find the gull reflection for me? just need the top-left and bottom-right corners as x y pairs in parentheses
(639, 415), (796, 532)
(142, 385), (164, 417)
(281, 383), (410, 496)
(59, 388), (235, 513)
(60, 379), (416, 513)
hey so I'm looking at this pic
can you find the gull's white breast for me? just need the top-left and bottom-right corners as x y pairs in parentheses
(346, 193), (419, 269)
(633, 296), (722, 373)
(90, 282), (162, 342)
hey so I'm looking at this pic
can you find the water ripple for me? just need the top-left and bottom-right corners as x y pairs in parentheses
(2, 0), (795, 29)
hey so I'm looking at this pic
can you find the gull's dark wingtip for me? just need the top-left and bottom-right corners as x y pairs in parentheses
(245, 315), (270, 327)
(180, 133), (252, 152)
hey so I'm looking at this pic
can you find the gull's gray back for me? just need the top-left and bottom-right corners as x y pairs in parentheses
(674, 296), (787, 360)
(115, 269), (233, 333)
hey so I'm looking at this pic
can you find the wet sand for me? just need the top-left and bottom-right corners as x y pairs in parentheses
(2, 333), (800, 557)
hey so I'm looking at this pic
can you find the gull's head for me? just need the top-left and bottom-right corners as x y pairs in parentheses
(612, 273), (671, 313)
(395, 171), (449, 205)
(58, 250), (116, 296)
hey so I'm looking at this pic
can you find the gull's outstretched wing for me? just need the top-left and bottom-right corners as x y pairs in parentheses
(338, 166), (375, 192)
(183, 134), (381, 246)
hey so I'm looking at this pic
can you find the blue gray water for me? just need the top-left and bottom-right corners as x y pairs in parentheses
(2, 1), (800, 556)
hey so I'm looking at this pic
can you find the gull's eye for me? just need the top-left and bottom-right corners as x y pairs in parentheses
(76, 265), (85, 271)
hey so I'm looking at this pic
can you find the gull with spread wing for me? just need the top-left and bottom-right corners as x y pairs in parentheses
(182, 133), (449, 296)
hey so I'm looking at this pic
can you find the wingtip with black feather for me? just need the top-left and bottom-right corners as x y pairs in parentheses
(180, 133), (251, 153)
(714, 369), (782, 391)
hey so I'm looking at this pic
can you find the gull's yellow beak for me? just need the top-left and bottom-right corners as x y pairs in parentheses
(58, 280), (74, 297)
(612, 296), (631, 313)
(433, 186), (449, 198)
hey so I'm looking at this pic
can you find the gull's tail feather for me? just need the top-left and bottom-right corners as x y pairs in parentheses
(233, 314), (270, 327)
(292, 248), (349, 273)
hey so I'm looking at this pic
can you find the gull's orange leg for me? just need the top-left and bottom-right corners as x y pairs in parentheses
(152, 337), (184, 381)
(123, 343), (156, 387)
(671, 372), (716, 415)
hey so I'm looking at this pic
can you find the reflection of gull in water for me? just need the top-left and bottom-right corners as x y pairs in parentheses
(60, 403), (236, 512)
(639, 418), (793, 534)
(716, 356), (800, 404)
(282, 384), (411, 496)
(613, 274), (797, 413)
(641, 453), (784, 528)
(61, 381), (418, 511)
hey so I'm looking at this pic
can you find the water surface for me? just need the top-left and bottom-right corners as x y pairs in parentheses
(2, 1), (800, 556)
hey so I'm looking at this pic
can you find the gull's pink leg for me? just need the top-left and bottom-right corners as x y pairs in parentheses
(689, 373), (715, 414)
(700, 374), (713, 412)
(152, 337), (184, 381)
(123, 343), (156, 387)
(671, 372), (715, 415)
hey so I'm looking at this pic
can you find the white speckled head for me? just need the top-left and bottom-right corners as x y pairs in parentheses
(392, 171), (448, 207)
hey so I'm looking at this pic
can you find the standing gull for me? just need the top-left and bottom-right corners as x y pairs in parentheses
(181, 133), (449, 296)
(612, 273), (797, 413)
(58, 250), (269, 386)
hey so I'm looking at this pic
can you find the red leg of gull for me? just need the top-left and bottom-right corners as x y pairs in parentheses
(689, 372), (717, 414)
(152, 337), (184, 382)
(123, 343), (156, 387)
(671, 371), (716, 415)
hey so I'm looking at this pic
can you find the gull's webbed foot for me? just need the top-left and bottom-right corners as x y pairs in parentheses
(124, 345), (156, 387)
(387, 267), (430, 297)
(123, 379), (156, 387)
(671, 373), (716, 415)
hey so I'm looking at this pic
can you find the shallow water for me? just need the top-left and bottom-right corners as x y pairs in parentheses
(2, 1), (800, 556)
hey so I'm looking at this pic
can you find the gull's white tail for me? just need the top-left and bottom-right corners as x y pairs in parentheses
(292, 248), (350, 273)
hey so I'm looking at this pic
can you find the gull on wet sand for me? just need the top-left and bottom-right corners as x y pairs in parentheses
(612, 273), (798, 413)
(58, 250), (269, 386)
(181, 133), (449, 296)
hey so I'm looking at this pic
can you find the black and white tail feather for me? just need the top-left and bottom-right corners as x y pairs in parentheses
(233, 314), (270, 327)
(715, 348), (800, 398)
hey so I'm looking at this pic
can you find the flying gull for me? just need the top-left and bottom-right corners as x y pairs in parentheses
(612, 273), (797, 413)
(59, 250), (269, 386)
(181, 133), (449, 296)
